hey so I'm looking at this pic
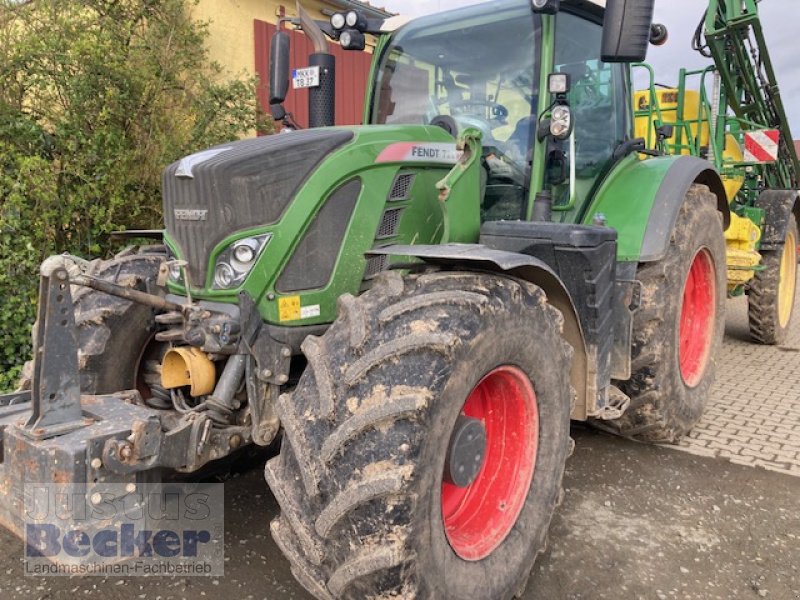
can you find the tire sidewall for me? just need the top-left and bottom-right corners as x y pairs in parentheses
(665, 202), (727, 428)
(772, 219), (798, 337)
(412, 300), (571, 600)
(82, 305), (157, 393)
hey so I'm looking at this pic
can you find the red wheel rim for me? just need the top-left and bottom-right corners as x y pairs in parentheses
(441, 366), (539, 561)
(679, 249), (716, 387)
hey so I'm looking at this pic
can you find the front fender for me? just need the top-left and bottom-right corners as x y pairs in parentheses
(368, 244), (595, 421)
(585, 155), (730, 262)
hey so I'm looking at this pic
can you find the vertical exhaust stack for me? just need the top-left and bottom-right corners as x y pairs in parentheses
(297, 2), (336, 128)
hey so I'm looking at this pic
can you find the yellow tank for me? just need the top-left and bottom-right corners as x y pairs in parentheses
(634, 88), (744, 201)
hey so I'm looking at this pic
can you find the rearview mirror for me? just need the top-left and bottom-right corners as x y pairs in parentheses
(601, 0), (655, 63)
(269, 31), (290, 105)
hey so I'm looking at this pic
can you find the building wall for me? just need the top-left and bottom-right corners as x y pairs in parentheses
(254, 20), (373, 127)
(192, 0), (377, 128)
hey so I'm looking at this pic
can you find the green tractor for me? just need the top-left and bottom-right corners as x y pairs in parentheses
(1, 0), (797, 598)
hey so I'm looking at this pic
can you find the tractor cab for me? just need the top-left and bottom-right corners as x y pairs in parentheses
(367, 0), (631, 224)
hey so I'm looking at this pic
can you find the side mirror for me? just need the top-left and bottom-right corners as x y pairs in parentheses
(269, 31), (290, 105)
(601, 0), (655, 63)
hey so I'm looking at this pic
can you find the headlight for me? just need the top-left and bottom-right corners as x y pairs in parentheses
(166, 248), (185, 285)
(550, 105), (573, 139)
(339, 29), (365, 51)
(233, 239), (258, 265)
(212, 234), (271, 290)
(331, 12), (346, 30)
(214, 263), (236, 289)
(169, 263), (183, 282)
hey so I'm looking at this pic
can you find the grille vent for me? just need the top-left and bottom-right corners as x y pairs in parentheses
(364, 254), (389, 279)
(276, 179), (361, 292)
(376, 208), (404, 239)
(388, 173), (415, 201)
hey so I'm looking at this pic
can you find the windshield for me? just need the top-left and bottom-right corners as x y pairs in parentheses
(370, 1), (540, 167)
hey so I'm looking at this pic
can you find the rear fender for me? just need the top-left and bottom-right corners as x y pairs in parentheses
(756, 190), (800, 250)
(586, 155), (730, 262)
(368, 244), (593, 420)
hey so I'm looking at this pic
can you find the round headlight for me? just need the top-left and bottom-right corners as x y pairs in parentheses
(214, 263), (235, 289)
(550, 105), (572, 139)
(331, 13), (346, 29)
(345, 10), (359, 27)
(340, 31), (352, 48)
(233, 243), (256, 264)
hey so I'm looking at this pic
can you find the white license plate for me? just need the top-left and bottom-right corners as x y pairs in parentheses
(292, 66), (320, 89)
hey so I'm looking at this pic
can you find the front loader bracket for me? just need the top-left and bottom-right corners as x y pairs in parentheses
(23, 258), (89, 440)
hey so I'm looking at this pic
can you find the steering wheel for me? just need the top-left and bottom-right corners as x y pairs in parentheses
(482, 144), (529, 187)
(452, 100), (510, 125)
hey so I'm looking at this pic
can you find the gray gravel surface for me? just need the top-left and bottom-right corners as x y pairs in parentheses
(0, 427), (797, 599)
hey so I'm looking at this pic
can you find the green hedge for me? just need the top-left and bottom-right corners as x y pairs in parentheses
(0, 0), (267, 391)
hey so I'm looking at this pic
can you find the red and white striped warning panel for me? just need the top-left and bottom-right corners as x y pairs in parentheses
(743, 129), (780, 163)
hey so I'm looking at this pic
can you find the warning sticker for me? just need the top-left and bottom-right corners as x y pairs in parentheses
(278, 296), (301, 322)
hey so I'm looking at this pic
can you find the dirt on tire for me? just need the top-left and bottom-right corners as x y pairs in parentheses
(748, 217), (798, 345)
(600, 184), (727, 443)
(17, 246), (165, 395)
(264, 270), (573, 600)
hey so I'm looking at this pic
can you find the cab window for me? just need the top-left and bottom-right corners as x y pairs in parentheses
(553, 11), (629, 211)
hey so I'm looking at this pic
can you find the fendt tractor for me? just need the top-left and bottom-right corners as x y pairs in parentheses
(1, 0), (798, 597)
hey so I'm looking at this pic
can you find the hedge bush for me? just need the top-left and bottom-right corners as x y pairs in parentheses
(0, 0), (265, 391)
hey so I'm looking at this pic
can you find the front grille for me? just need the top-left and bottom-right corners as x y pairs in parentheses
(162, 130), (354, 286)
(276, 179), (362, 293)
(389, 173), (415, 201)
(364, 254), (388, 279)
(376, 208), (404, 239)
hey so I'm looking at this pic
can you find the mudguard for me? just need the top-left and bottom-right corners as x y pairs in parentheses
(585, 155), (730, 262)
(368, 244), (595, 421)
(756, 189), (800, 250)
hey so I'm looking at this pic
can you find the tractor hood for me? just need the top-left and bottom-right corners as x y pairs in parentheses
(162, 129), (354, 286)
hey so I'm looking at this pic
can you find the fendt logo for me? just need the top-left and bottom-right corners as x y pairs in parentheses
(174, 209), (209, 222)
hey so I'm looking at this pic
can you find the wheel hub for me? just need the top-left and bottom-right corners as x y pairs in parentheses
(444, 415), (487, 488)
(441, 366), (539, 561)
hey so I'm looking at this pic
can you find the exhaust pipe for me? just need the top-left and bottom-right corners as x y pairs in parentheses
(297, 2), (336, 128)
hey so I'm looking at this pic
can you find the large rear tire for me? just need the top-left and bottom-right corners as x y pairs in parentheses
(265, 271), (572, 600)
(748, 217), (798, 345)
(603, 185), (727, 442)
(17, 247), (165, 396)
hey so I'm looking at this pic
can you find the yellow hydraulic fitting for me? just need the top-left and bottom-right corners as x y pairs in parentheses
(161, 347), (216, 397)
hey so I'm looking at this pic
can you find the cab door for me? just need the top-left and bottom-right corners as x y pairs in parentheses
(551, 10), (631, 223)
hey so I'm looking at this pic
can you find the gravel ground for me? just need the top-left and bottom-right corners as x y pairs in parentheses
(0, 426), (797, 599)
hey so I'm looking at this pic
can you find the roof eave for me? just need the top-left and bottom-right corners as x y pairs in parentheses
(325, 0), (393, 19)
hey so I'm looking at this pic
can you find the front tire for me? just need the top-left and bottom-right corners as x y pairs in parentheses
(265, 271), (572, 600)
(603, 185), (727, 442)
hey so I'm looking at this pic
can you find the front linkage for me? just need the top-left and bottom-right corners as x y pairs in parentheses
(0, 254), (282, 540)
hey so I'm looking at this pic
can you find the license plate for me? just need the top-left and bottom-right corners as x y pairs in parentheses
(292, 66), (320, 89)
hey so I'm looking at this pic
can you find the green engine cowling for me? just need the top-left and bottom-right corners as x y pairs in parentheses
(162, 125), (481, 326)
